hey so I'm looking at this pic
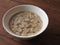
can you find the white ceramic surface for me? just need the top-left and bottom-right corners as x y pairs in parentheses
(2, 5), (49, 39)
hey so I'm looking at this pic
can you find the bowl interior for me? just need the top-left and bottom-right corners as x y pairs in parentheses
(3, 5), (48, 38)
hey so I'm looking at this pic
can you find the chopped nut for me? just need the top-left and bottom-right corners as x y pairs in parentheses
(9, 11), (43, 36)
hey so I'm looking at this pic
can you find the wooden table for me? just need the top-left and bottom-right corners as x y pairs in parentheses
(0, 0), (60, 45)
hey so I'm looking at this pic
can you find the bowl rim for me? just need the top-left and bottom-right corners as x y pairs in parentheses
(2, 4), (49, 38)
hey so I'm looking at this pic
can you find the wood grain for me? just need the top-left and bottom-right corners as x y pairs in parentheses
(0, 0), (60, 45)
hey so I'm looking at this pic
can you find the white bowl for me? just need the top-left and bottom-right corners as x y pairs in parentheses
(2, 5), (49, 39)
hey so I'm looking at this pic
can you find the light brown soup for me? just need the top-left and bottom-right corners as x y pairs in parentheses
(9, 11), (43, 36)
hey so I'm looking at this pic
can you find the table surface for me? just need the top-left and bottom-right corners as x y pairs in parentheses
(0, 0), (60, 45)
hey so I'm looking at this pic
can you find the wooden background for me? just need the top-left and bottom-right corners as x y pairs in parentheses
(0, 0), (60, 45)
